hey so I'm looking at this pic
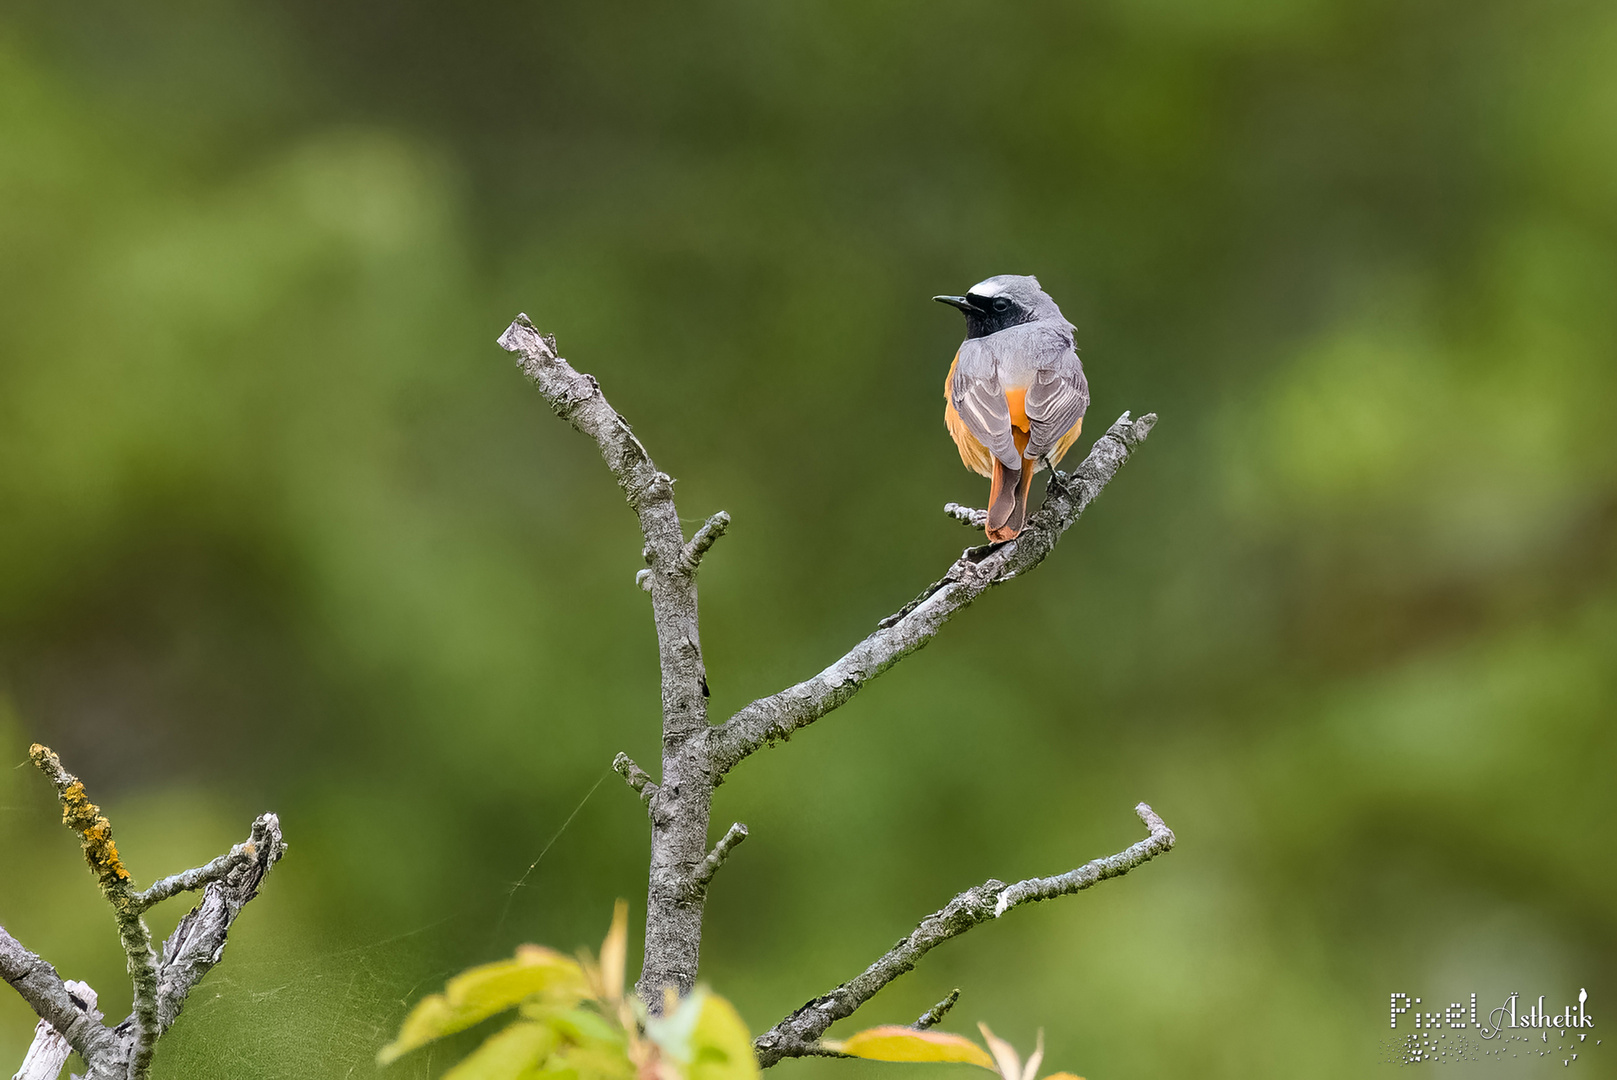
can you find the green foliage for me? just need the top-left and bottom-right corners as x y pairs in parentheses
(377, 946), (588, 1064)
(379, 904), (758, 1080)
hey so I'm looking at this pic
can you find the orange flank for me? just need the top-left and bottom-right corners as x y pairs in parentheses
(1005, 386), (1029, 430)
(1054, 414), (1083, 463)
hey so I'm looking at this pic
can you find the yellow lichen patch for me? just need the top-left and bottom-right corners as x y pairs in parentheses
(31, 744), (129, 882)
(84, 834), (129, 882)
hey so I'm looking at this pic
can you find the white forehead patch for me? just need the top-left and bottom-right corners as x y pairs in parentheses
(969, 277), (1007, 297)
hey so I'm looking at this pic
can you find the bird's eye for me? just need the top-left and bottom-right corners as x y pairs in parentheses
(992, 298), (1011, 313)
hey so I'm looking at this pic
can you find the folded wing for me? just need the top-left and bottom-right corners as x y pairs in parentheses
(1024, 332), (1088, 464)
(950, 338), (1020, 470)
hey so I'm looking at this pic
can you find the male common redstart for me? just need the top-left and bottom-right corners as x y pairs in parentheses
(936, 275), (1089, 542)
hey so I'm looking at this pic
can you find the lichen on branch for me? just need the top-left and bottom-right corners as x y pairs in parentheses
(4, 745), (285, 1080)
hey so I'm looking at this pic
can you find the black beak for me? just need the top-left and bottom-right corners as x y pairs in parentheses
(934, 295), (980, 314)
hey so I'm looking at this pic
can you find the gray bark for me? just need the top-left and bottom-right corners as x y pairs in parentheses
(690, 823), (748, 896)
(11, 981), (100, 1080)
(1, 937), (119, 1069)
(499, 315), (716, 1007)
(152, 814), (285, 1031)
(912, 989), (959, 1031)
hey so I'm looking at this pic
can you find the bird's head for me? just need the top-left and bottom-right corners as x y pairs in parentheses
(934, 274), (1060, 339)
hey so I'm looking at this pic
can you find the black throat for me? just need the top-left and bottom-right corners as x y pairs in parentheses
(963, 307), (1032, 339)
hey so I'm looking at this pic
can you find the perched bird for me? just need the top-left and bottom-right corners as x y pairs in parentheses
(936, 275), (1089, 541)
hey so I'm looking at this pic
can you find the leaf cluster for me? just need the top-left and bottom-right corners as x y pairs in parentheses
(378, 903), (755, 1080)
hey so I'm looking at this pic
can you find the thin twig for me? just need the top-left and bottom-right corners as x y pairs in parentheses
(709, 412), (1156, 779)
(690, 823), (748, 895)
(944, 504), (987, 529)
(681, 511), (731, 570)
(612, 753), (660, 807)
(135, 837), (259, 909)
(994, 803), (1175, 915)
(752, 802), (1175, 1067)
(912, 988), (960, 1031)
(500, 314), (1163, 1020)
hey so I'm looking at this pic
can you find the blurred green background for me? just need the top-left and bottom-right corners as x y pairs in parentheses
(2, 1), (1614, 1077)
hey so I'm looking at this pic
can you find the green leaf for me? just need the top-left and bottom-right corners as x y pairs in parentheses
(828, 1026), (996, 1069)
(442, 1022), (560, 1080)
(687, 990), (759, 1080)
(546, 1043), (636, 1080)
(378, 947), (588, 1064)
(548, 1007), (628, 1047)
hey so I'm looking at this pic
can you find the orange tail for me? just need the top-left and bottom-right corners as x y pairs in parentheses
(986, 458), (1020, 540)
(985, 429), (1035, 542)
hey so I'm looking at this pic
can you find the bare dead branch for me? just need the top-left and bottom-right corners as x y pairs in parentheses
(751, 802), (1176, 1067)
(8, 746), (285, 1080)
(153, 813), (286, 1031)
(690, 823), (748, 895)
(709, 412), (1156, 779)
(944, 503), (987, 529)
(500, 314), (715, 1007)
(912, 988), (960, 1031)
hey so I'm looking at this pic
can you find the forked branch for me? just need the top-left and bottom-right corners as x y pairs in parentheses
(752, 803), (1175, 1067)
(4, 745), (285, 1080)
